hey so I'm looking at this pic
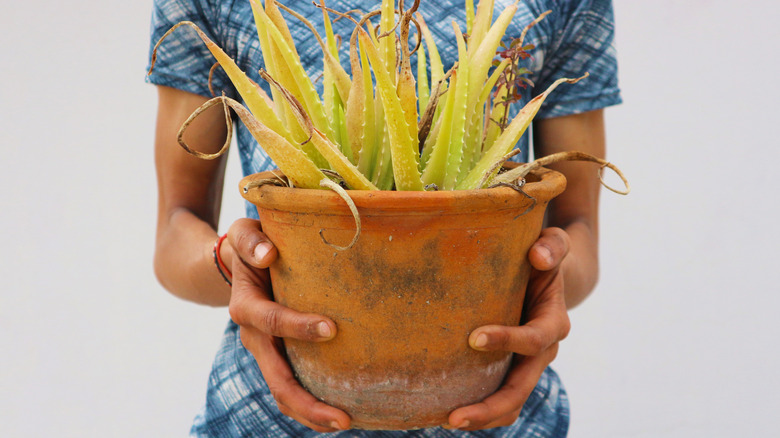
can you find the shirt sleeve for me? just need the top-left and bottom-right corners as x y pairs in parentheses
(145, 0), (237, 99)
(534, 0), (622, 118)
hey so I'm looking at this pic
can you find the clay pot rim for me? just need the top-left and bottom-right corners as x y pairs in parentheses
(240, 166), (565, 214)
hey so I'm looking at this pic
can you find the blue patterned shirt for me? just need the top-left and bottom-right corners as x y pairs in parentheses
(147, 1), (621, 436)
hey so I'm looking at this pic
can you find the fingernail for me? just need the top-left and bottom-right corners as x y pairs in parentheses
(318, 321), (333, 339)
(456, 420), (470, 429)
(330, 421), (342, 430)
(473, 333), (488, 349)
(254, 242), (273, 262)
(537, 245), (553, 265)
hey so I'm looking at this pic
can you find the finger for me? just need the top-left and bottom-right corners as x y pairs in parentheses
(227, 218), (278, 268)
(276, 400), (343, 433)
(442, 409), (521, 431)
(448, 345), (558, 431)
(478, 408), (523, 430)
(229, 279), (337, 341)
(240, 327), (351, 431)
(528, 227), (570, 271)
(469, 313), (570, 355)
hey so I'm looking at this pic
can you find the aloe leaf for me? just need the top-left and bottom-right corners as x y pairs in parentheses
(222, 96), (326, 189)
(460, 58), (510, 179)
(374, 126), (395, 190)
(248, 4), (286, 122)
(398, 63), (419, 155)
(249, 1), (314, 146)
(150, 21), (296, 145)
(357, 40), (379, 178)
(398, 10), (419, 151)
(416, 13), (444, 91)
(380, 0), (397, 81)
(466, 0), (476, 34)
(421, 71), (457, 187)
(420, 112), (442, 172)
(417, 38), (430, 117)
(461, 2), (518, 171)
(252, 1), (337, 143)
(469, 0), (496, 54)
(262, 70), (378, 190)
(441, 24), (470, 190)
(482, 79), (508, 153)
(457, 74), (588, 190)
(345, 25), (366, 165)
(359, 30), (423, 191)
(468, 2), (518, 111)
(277, 1), (352, 103)
(264, 0), (298, 55)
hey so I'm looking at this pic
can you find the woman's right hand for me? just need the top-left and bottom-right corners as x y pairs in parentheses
(225, 218), (351, 432)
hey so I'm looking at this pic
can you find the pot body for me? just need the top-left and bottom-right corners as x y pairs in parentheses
(240, 168), (566, 430)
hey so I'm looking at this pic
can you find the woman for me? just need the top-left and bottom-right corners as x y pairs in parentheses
(148, 0), (621, 435)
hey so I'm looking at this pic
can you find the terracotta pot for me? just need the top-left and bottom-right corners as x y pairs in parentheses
(240, 166), (566, 430)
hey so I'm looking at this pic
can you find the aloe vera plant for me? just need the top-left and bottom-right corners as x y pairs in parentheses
(151, 0), (626, 194)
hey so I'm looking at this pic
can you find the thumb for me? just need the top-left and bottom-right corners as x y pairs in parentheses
(227, 218), (278, 268)
(528, 227), (570, 271)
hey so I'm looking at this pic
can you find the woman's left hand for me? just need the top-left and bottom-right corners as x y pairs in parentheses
(446, 227), (573, 431)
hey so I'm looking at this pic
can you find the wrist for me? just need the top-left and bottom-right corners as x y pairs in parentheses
(560, 222), (599, 308)
(214, 233), (233, 286)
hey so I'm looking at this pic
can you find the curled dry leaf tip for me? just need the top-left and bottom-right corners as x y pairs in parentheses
(318, 178), (362, 250)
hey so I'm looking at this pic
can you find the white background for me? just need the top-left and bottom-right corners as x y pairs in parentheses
(2, 0), (779, 436)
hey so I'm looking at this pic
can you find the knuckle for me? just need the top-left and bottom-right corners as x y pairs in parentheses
(228, 297), (246, 326)
(234, 231), (259, 261)
(267, 383), (287, 406)
(559, 316), (572, 340)
(525, 330), (546, 353)
(230, 219), (267, 262)
(261, 307), (284, 336)
(548, 342), (560, 361)
(543, 227), (570, 256)
(488, 329), (510, 351)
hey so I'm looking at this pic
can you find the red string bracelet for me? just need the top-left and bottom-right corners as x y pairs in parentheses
(213, 233), (232, 286)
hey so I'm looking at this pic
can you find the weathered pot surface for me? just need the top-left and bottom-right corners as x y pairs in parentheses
(240, 166), (566, 430)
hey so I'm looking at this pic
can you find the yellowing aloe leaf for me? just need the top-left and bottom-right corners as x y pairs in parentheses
(460, 57), (510, 178)
(469, 0), (497, 54)
(373, 122), (395, 190)
(380, 0), (397, 81)
(264, 0), (297, 56)
(481, 81), (506, 156)
(462, 2), (518, 168)
(345, 27), (366, 166)
(421, 71), (457, 187)
(398, 66), (419, 154)
(359, 30), (423, 191)
(356, 38), (378, 178)
(249, 0), (314, 147)
(252, 1), (337, 143)
(222, 96), (326, 189)
(442, 23), (470, 190)
(417, 38), (430, 117)
(262, 70), (378, 191)
(150, 21), (292, 143)
(416, 13), (444, 94)
(277, 1), (352, 103)
(466, 0), (476, 34)
(457, 74), (589, 190)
